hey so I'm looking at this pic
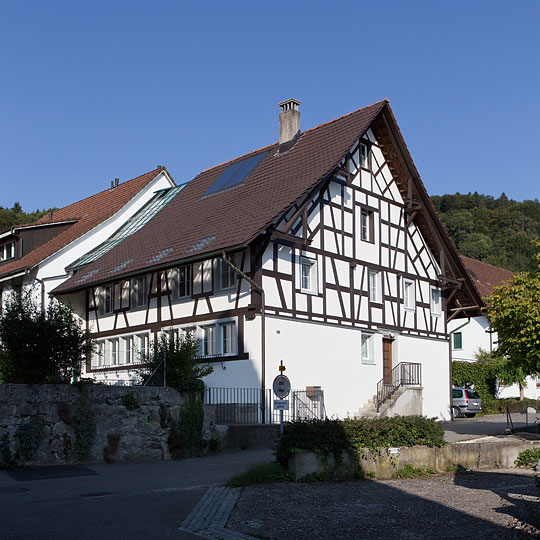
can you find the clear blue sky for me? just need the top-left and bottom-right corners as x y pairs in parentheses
(1, 0), (538, 211)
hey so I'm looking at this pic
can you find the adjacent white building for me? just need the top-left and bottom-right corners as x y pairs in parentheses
(0, 167), (175, 311)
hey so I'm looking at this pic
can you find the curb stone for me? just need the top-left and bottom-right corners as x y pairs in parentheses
(179, 486), (256, 540)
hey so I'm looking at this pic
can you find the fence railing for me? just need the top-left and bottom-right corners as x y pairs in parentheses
(204, 387), (326, 424)
(376, 362), (421, 411)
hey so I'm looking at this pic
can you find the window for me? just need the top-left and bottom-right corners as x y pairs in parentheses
(360, 210), (372, 242)
(98, 286), (113, 315)
(431, 287), (442, 316)
(109, 339), (119, 366)
(169, 265), (191, 299)
(201, 325), (215, 356)
(136, 333), (149, 361)
(369, 270), (382, 303)
(218, 254), (238, 291)
(92, 341), (105, 368)
(403, 279), (415, 311)
(192, 260), (212, 295)
(123, 336), (133, 364)
(221, 322), (236, 355)
(131, 276), (148, 308)
(360, 143), (369, 168)
(198, 321), (237, 357)
(0, 241), (15, 262)
(453, 332), (462, 350)
(164, 328), (179, 345)
(300, 257), (318, 294)
(361, 333), (374, 365)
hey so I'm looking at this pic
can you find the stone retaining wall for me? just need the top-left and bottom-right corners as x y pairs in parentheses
(289, 436), (540, 479)
(0, 384), (187, 465)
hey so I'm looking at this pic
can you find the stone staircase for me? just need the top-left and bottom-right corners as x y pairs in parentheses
(354, 386), (419, 419)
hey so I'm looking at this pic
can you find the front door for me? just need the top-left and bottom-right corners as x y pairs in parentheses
(383, 338), (393, 384)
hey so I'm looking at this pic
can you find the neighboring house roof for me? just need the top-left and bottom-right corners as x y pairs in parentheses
(0, 166), (171, 279)
(460, 256), (514, 298)
(53, 100), (484, 315)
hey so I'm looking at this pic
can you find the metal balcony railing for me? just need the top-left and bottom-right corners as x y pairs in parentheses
(376, 362), (422, 411)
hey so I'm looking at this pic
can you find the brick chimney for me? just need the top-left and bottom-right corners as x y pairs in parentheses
(278, 98), (301, 146)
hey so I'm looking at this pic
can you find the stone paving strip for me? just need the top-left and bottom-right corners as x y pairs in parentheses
(179, 486), (256, 540)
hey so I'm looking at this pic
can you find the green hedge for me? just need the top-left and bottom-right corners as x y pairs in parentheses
(452, 361), (497, 404)
(275, 416), (444, 468)
(483, 397), (539, 415)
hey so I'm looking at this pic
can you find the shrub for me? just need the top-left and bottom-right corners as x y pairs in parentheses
(483, 397), (539, 415)
(514, 448), (540, 467)
(452, 360), (497, 404)
(394, 464), (436, 479)
(0, 293), (91, 384)
(275, 416), (444, 468)
(168, 394), (204, 459)
(15, 416), (43, 461)
(137, 331), (213, 393)
(73, 392), (96, 461)
(121, 394), (140, 410)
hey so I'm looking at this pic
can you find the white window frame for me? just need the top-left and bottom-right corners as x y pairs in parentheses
(131, 276), (148, 309)
(300, 256), (318, 294)
(192, 260), (212, 295)
(136, 333), (149, 362)
(218, 254), (238, 292)
(360, 143), (369, 168)
(201, 325), (216, 356)
(360, 210), (371, 242)
(431, 287), (442, 316)
(403, 279), (415, 311)
(98, 285), (113, 316)
(368, 270), (382, 303)
(220, 321), (237, 355)
(361, 333), (375, 365)
(453, 332), (463, 350)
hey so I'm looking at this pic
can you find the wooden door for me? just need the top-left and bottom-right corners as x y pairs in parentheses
(383, 338), (393, 384)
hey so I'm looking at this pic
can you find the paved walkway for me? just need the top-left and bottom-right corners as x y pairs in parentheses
(442, 413), (540, 443)
(0, 448), (274, 540)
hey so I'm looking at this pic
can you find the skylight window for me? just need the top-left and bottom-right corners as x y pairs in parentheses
(72, 184), (185, 269)
(202, 151), (267, 197)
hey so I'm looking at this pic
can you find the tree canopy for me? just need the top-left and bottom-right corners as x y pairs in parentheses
(431, 192), (540, 271)
(0, 294), (91, 383)
(0, 203), (54, 233)
(488, 246), (540, 375)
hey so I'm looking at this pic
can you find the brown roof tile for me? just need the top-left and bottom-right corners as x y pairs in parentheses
(460, 256), (514, 298)
(0, 167), (169, 278)
(55, 100), (388, 293)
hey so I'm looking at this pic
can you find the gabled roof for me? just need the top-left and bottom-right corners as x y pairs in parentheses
(54, 100), (484, 316)
(460, 256), (514, 298)
(55, 100), (387, 292)
(0, 167), (171, 279)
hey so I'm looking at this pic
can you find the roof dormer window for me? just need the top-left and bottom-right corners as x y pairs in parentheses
(0, 241), (15, 262)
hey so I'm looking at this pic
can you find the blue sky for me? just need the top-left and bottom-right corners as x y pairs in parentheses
(1, 1), (538, 211)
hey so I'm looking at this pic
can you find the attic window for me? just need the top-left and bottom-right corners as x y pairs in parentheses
(202, 151), (267, 197)
(0, 241), (15, 262)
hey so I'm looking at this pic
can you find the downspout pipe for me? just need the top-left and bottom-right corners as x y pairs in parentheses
(221, 251), (266, 424)
(448, 317), (472, 421)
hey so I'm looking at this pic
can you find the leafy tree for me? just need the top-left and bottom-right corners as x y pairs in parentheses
(0, 293), (91, 383)
(489, 245), (540, 376)
(137, 331), (213, 393)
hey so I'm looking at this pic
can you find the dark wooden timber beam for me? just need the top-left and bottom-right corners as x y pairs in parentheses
(270, 229), (310, 247)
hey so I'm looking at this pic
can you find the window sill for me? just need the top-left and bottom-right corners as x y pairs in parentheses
(300, 288), (319, 295)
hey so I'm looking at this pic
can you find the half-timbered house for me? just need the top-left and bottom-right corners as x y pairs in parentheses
(54, 99), (484, 420)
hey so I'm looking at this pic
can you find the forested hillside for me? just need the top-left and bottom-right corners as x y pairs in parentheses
(431, 193), (540, 272)
(0, 203), (53, 233)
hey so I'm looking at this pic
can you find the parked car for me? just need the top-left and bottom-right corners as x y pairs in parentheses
(452, 387), (482, 418)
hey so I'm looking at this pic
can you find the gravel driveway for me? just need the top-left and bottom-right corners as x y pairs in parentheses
(228, 468), (540, 539)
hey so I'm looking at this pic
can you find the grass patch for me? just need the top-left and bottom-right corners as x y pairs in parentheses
(226, 462), (293, 487)
(393, 463), (436, 479)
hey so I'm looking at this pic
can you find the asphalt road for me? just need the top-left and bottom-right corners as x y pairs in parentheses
(442, 413), (540, 443)
(0, 448), (274, 540)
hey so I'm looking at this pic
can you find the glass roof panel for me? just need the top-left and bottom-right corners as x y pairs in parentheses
(203, 151), (267, 197)
(72, 184), (185, 269)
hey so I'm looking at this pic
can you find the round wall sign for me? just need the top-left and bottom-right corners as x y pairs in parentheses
(273, 375), (291, 398)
